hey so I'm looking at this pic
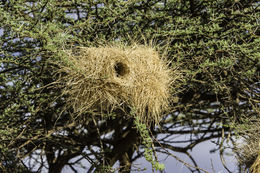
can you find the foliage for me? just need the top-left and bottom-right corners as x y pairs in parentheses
(0, 0), (259, 172)
(134, 116), (165, 171)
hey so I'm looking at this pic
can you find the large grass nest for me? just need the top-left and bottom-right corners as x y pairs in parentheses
(57, 44), (177, 125)
(236, 119), (260, 172)
(250, 144), (260, 173)
(237, 137), (260, 172)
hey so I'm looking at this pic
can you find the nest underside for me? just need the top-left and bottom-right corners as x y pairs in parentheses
(236, 121), (260, 173)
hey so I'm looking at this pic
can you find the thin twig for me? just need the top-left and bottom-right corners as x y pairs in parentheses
(153, 136), (211, 173)
(91, 115), (105, 166)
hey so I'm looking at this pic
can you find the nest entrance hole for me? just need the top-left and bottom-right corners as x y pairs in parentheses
(114, 62), (129, 78)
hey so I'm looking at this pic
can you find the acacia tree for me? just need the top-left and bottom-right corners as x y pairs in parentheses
(0, 0), (259, 173)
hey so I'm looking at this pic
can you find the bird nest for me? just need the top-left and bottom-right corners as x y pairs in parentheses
(56, 44), (177, 125)
(236, 120), (260, 173)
